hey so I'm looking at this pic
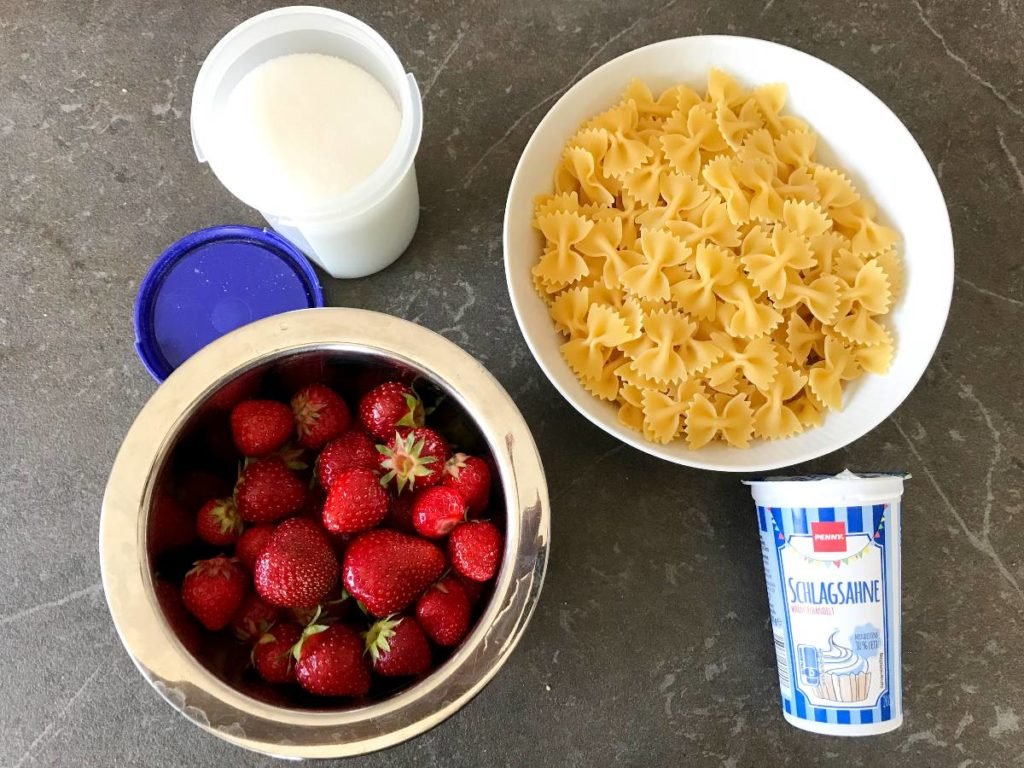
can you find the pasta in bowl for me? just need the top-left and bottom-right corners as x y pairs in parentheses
(503, 36), (952, 471)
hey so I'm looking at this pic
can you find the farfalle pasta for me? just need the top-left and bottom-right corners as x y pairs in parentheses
(532, 71), (902, 449)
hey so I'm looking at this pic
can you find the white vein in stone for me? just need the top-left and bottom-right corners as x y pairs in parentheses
(936, 359), (1000, 538)
(997, 126), (1024, 195)
(911, 0), (1024, 119)
(892, 417), (1024, 607)
(461, 1), (680, 189)
(956, 276), (1024, 308)
(422, 28), (466, 99)
(14, 655), (110, 768)
(0, 582), (102, 627)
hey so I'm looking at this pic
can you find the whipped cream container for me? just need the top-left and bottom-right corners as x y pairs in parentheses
(746, 471), (909, 736)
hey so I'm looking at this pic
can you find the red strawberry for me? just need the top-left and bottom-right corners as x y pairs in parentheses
(230, 399), (294, 457)
(384, 490), (417, 534)
(342, 530), (446, 617)
(415, 577), (471, 647)
(377, 427), (450, 493)
(236, 524), (275, 571)
(322, 468), (390, 535)
(277, 356), (329, 392)
(358, 382), (424, 441)
(230, 593), (279, 642)
(196, 497), (243, 546)
(207, 369), (263, 412)
(252, 621), (302, 684)
(297, 486), (326, 523)
(456, 574), (486, 606)
(448, 521), (503, 582)
(235, 457), (307, 523)
(290, 588), (355, 626)
(291, 384), (351, 450)
(412, 486), (466, 538)
(148, 493), (195, 557)
(364, 616), (431, 677)
(254, 518), (339, 609)
(294, 624), (371, 697)
(316, 431), (379, 490)
(181, 556), (247, 630)
(154, 578), (203, 654)
(442, 453), (492, 515)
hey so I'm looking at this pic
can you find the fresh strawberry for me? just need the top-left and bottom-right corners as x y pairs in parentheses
(316, 431), (379, 490)
(207, 370), (264, 412)
(230, 593), (279, 642)
(342, 530), (446, 617)
(254, 518), (339, 609)
(415, 577), (471, 647)
(181, 556), (247, 631)
(291, 384), (351, 450)
(322, 468), (390, 535)
(456, 574), (486, 605)
(364, 616), (431, 677)
(235, 457), (307, 523)
(230, 399), (294, 457)
(293, 624), (371, 697)
(358, 382), (424, 441)
(412, 486), (466, 538)
(154, 578), (203, 654)
(236, 524), (275, 571)
(252, 621), (302, 684)
(290, 588), (354, 626)
(377, 427), (450, 493)
(441, 453), (492, 515)
(448, 521), (503, 582)
(196, 497), (243, 546)
(148, 492), (195, 557)
(277, 356), (329, 392)
(297, 487), (326, 523)
(384, 490), (417, 534)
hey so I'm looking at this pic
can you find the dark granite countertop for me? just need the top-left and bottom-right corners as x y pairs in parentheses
(2, 1), (1022, 765)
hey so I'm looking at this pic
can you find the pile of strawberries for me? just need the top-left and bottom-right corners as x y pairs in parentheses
(158, 376), (502, 700)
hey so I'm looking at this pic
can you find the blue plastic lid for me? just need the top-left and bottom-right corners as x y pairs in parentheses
(134, 225), (324, 381)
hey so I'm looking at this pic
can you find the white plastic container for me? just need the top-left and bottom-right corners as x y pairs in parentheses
(745, 471), (908, 736)
(191, 6), (423, 278)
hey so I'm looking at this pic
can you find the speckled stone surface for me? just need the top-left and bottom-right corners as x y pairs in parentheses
(1, 0), (1022, 765)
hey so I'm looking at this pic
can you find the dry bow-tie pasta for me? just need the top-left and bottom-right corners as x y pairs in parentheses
(532, 71), (901, 449)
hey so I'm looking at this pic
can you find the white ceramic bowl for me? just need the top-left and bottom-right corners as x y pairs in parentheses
(503, 35), (953, 472)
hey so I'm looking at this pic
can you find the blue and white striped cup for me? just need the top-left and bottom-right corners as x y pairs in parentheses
(746, 471), (908, 736)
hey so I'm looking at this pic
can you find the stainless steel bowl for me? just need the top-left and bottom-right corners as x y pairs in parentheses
(100, 308), (549, 758)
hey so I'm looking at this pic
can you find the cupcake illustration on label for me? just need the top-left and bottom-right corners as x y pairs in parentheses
(800, 631), (873, 703)
(747, 472), (907, 736)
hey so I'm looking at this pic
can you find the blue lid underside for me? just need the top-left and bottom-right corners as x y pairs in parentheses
(135, 226), (323, 381)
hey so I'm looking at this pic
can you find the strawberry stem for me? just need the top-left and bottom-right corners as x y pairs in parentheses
(291, 606), (328, 661)
(363, 616), (402, 663)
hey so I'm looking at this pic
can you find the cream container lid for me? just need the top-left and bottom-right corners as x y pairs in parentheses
(745, 469), (910, 507)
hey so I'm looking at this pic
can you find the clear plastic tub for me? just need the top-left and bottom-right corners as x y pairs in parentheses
(745, 471), (908, 736)
(191, 6), (423, 278)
